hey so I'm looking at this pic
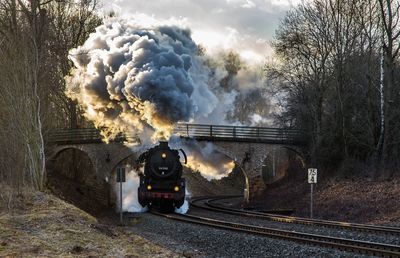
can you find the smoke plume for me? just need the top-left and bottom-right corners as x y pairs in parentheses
(170, 137), (235, 180)
(66, 18), (272, 214)
(66, 18), (219, 142)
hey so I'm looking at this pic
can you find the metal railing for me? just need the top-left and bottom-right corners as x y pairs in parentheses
(48, 128), (136, 144)
(174, 123), (304, 144)
(48, 123), (305, 145)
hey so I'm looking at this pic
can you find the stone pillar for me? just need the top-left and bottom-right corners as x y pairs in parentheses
(247, 175), (266, 203)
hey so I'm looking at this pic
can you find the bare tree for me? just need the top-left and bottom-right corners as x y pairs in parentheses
(268, 0), (334, 165)
(0, 0), (101, 191)
(269, 0), (399, 176)
(45, 0), (101, 129)
(376, 0), (400, 175)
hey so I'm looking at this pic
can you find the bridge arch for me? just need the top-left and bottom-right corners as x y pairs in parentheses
(207, 145), (250, 203)
(48, 145), (97, 167)
(48, 147), (96, 181)
(47, 146), (109, 213)
(174, 138), (250, 203)
(48, 124), (305, 206)
(47, 143), (137, 211)
(197, 141), (306, 203)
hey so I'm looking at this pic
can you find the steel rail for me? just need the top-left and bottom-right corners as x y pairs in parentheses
(152, 211), (400, 257)
(190, 196), (400, 236)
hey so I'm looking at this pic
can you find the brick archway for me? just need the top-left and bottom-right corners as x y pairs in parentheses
(47, 140), (304, 206)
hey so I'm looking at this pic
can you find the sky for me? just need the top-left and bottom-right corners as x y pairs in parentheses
(101, 0), (302, 65)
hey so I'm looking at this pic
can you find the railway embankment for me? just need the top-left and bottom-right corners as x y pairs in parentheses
(255, 175), (400, 225)
(0, 185), (180, 257)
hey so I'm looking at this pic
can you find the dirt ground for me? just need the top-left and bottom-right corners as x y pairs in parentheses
(0, 186), (181, 258)
(254, 173), (400, 224)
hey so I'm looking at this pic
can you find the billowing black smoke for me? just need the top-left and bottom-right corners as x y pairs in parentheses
(66, 19), (219, 141)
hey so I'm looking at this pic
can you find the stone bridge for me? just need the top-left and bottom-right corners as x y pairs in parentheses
(47, 124), (305, 207)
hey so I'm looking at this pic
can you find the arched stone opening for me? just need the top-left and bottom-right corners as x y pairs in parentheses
(47, 148), (109, 214)
(182, 152), (249, 203)
(210, 148), (250, 204)
(261, 147), (290, 185)
(105, 144), (250, 209)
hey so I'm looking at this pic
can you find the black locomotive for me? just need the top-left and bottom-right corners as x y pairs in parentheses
(137, 141), (186, 212)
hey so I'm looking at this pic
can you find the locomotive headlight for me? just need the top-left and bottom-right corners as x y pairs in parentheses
(174, 186), (179, 192)
(161, 153), (167, 159)
(147, 185), (152, 190)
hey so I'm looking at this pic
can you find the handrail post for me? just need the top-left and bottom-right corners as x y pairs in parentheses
(233, 126), (236, 138)
(186, 124), (189, 137)
(257, 127), (260, 138)
(210, 125), (213, 137)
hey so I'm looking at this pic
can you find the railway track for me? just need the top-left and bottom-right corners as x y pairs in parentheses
(152, 211), (400, 257)
(190, 196), (400, 236)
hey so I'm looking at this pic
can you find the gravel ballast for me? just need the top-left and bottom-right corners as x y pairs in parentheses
(128, 212), (377, 258)
(188, 204), (400, 246)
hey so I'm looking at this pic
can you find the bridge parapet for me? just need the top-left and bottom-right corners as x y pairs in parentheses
(49, 123), (305, 145)
(48, 128), (136, 144)
(175, 123), (304, 144)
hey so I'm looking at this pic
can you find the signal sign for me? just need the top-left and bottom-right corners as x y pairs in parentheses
(308, 168), (317, 184)
(116, 167), (126, 182)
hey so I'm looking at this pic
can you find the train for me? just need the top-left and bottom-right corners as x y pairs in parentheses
(137, 141), (187, 212)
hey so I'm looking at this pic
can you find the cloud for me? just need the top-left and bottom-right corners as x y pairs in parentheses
(101, 0), (297, 65)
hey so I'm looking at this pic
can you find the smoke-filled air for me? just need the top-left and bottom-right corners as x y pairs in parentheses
(66, 18), (273, 143)
(67, 18), (272, 213)
(170, 138), (236, 180)
(66, 18), (222, 142)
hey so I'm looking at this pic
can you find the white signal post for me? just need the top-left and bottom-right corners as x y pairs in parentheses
(308, 168), (317, 219)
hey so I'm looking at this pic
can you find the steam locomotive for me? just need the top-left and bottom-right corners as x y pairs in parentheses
(137, 141), (187, 212)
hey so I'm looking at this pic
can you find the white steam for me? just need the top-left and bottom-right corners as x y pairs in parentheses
(115, 166), (191, 214)
(116, 169), (147, 213)
(175, 199), (190, 214)
(170, 137), (235, 180)
(175, 189), (191, 214)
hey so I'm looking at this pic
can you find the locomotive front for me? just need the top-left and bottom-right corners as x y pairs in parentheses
(137, 141), (186, 211)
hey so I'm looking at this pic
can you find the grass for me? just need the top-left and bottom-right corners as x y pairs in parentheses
(0, 186), (181, 257)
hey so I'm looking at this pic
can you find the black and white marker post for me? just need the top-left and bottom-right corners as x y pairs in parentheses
(116, 167), (126, 225)
(308, 168), (317, 219)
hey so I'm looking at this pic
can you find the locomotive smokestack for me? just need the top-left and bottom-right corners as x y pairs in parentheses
(159, 141), (169, 148)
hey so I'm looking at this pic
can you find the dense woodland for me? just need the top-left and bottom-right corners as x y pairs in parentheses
(268, 0), (400, 178)
(0, 0), (399, 193)
(0, 0), (101, 191)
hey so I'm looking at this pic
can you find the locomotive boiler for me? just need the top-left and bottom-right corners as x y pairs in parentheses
(137, 141), (187, 212)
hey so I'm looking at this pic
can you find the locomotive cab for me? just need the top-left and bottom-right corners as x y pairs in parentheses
(137, 141), (186, 212)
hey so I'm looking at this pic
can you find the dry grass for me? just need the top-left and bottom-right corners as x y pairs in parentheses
(256, 175), (400, 224)
(0, 185), (181, 257)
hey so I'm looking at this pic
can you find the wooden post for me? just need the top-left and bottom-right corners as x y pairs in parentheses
(210, 125), (213, 137)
